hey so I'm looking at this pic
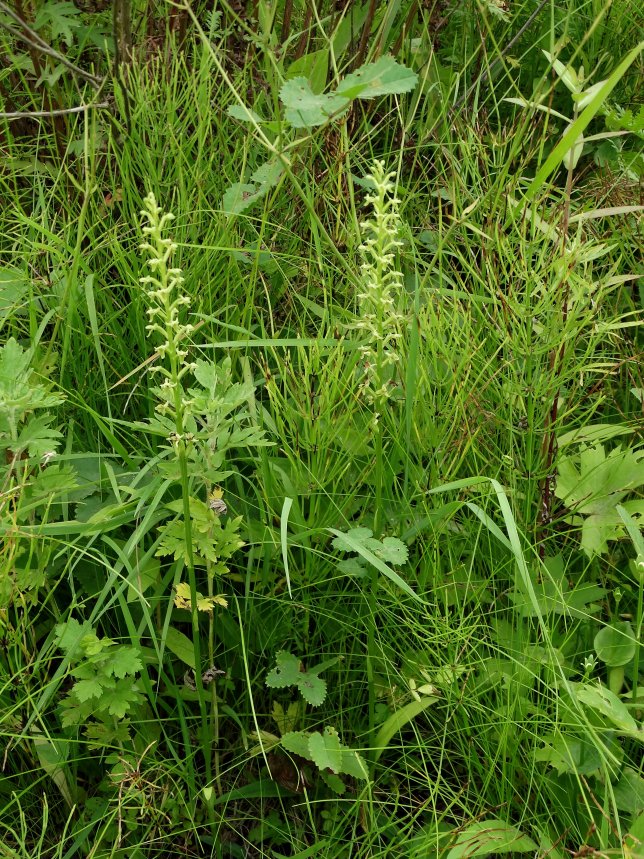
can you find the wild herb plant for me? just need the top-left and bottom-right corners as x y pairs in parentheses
(0, 337), (67, 608)
(136, 192), (269, 792)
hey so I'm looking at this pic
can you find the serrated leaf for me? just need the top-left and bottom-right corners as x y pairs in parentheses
(329, 527), (422, 602)
(266, 651), (302, 688)
(250, 159), (284, 188)
(372, 536), (408, 565)
(340, 749), (369, 780)
(534, 732), (603, 775)
(72, 677), (103, 702)
(332, 527), (373, 552)
(447, 819), (538, 858)
(0, 336), (31, 383)
(106, 647), (142, 679)
(99, 679), (143, 719)
(84, 720), (131, 749)
(54, 618), (93, 658)
(296, 672), (326, 707)
(335, 56), (418, 100)
(308, 727), (343, 773)
(337, 557), (367, 577)
(222, 182), (268, 215)
(320, 771), (346, 794)
(174, 582), (228, 613)
(281, 731), (312, 760)
(280, 77), (349, 128)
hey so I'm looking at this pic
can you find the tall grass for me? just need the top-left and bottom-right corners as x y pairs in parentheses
(0, 1), (642, 856)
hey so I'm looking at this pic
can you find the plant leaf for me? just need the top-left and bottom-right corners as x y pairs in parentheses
(222, 182), (268, 215)
(329, 528), (422, 602)
(574, 683), (641, 738)
(594, 621), (637, 667)
(227, 104), (262, 123)
(266, 651), (302, 688)
(281, 730), (312, 759)
(447, 819), (538, 858)
(164, 626), (196, 669)
(72, 678), (104, 702)
(308, 727), (343, 773)
(373, 696), (438, 763)
(336, 56), (418, 100)
(296, 672), (327, 707)
(280, 77), (349, 128)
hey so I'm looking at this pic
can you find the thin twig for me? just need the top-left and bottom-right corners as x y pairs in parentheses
(451, 0), (550, 115)
(0, 102), (109, 120)
(0, 1), (104, 89)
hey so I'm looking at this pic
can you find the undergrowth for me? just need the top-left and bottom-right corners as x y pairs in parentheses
(0, 1), (643, 857)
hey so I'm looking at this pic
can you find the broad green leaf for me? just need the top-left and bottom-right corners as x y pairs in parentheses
(296, 672), (327, 707)
(281, 730), (312, 759)
(34, 1), (82, 47)
(280, 77), (349, 128)
(481, 0), (510, 20)
(558, 423), (633, 448)
(332, 527), (374, 552)
(575, 683), (641, 737)
(266, 651), (302, 688)
(338, 557), (367, 577)
(594, 622), (637, 667)
(368, 536), (409, 565)
(613, 767), (644, 814)
(335, 56), (418, 100)
(250, 159), (284, 188)
(575, 79), (608, 110)
(373, 696), (438, 763)
(308, 727), (343, 773)
(626, 811), (644, 856)
(561, 124), (584, 170)
(0, 267), (30, 321)
(556, 445), (644, 514)
(99, 679), (143, 719)
(509, 563), (606, 619)
(222, 182), (269, 216)
(30, 729), (74, 807)
(542, 50), (580, 93)
(555, 444), (644, 555)
(340, 749), (369, 780)
(286, 49), (329, 95)
(164, 626), (196, 669)
(447, 819), (537, 858)
(321, 771), (346, 794)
